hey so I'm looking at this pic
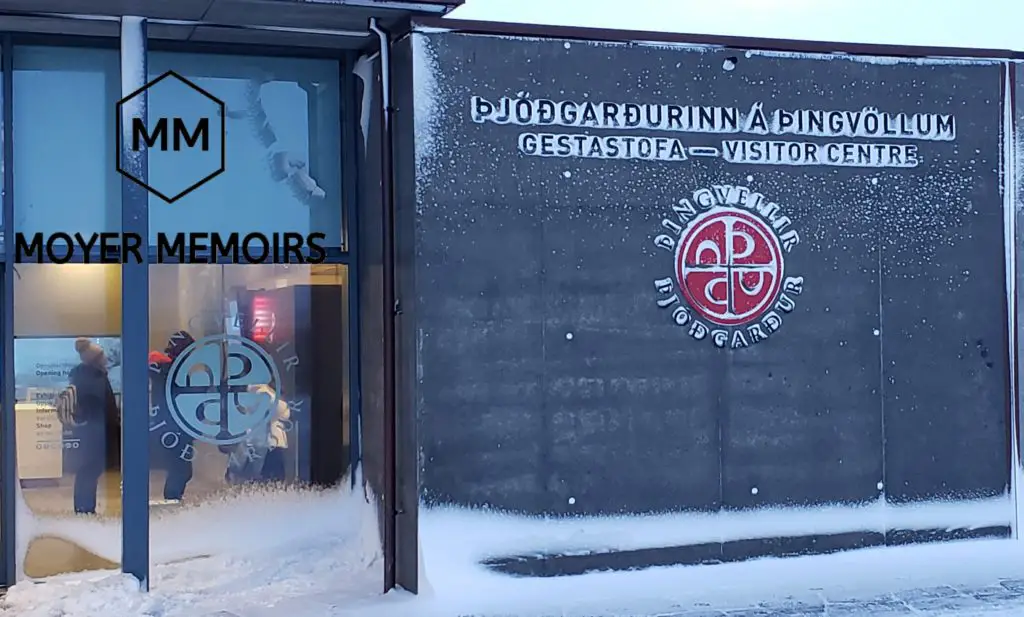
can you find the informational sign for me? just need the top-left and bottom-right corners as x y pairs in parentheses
(15, 337), (121, 394)
(408, 29), (1009, 522)
(14, 336), (122, 477)
(470, 95), (955, 168)
(15, 402), (63, 480)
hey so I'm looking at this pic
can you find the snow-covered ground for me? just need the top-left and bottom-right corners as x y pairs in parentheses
(5, 481), (1024, 617)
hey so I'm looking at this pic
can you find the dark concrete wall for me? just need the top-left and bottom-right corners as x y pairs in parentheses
(399, 31), (1010, 530)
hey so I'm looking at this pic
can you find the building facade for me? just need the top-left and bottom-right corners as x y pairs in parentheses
(0, 0), (461, 593)
(0, 1), (1022, 599)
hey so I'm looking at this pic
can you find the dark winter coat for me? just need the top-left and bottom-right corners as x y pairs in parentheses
(68, 362), (121, 469)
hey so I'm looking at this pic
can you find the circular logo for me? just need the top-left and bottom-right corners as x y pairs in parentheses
(675, 208), (784, 327)
(165, 334), (282, 445)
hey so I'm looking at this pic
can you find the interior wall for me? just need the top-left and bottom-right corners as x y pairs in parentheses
(14, 264), (121, 337)
(149, 264), (348, 350)
(8, 263), (346, 351)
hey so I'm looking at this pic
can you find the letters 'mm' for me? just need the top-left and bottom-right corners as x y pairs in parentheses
(132, 117), (210, 152)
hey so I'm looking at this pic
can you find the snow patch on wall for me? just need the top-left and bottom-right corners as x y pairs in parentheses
(417, 28), (1001, 63)
(1015, 64), (1024, 215)
(414, 26), (454, 34)
(743, 48), (1003, 66)
(1002, 63), (1021, 532)
(421, 494), (1013, 562)
(412, 32), (443, 205)
(353, 54), (376, 150)
(426, 30), (719, 54)
(119, 16), (146, 174)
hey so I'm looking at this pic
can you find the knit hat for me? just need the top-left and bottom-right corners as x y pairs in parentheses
(74, 337), (105, 368)
(164, 330), (195, 360)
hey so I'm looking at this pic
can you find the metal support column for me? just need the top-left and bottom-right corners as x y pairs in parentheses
(119, 15), (151, 588)
(1, 34), (17, 587)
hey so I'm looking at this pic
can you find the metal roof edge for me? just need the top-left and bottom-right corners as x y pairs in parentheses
(319, 0), (461, 15)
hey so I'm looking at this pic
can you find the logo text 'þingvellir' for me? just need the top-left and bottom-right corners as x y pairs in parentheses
(14, 232), (327, 264)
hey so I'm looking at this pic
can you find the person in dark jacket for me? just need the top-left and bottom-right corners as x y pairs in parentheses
(148, 330), (196, 503)
(70, 337), (121, 515)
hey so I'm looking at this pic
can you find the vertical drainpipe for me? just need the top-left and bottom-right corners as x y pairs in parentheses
(368, 17), (398, 592)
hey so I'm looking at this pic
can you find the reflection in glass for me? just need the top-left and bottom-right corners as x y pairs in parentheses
(146, 53), (343, 247)
(146, 266), (350, 540)
(13, 47), (120, 237)
(14, 264), (122, 578)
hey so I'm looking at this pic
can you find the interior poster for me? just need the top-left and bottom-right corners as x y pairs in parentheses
(14, 337), (122, 475)
(15, 336), (123, 402)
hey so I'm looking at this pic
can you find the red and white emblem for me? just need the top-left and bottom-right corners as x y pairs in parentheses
(675, 209), (784, 327)
(652, 185), (803, 349)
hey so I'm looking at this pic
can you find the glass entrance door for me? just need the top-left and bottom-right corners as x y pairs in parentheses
(146, 263), (353, 562)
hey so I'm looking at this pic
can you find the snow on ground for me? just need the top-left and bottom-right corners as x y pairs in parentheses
(419, 494), (1013, 560)
(1, 476), (384, 617)
(5, 490), (1024, 616)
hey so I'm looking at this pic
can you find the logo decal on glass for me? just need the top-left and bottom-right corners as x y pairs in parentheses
(116, 70), (227, 204)
(165, 334), (282, 445)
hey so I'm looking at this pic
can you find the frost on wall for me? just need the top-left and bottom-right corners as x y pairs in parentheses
(411, 32), (444, 207)
(408, 27), (1012, 572)
(1012, 62), (1024, 499)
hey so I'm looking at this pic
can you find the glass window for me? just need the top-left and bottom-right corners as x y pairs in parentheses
(146, 53), (343, 248)
(147, 264), (352, 575)
(13, 47), (121, 238)
(14, 264), (122, 578)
